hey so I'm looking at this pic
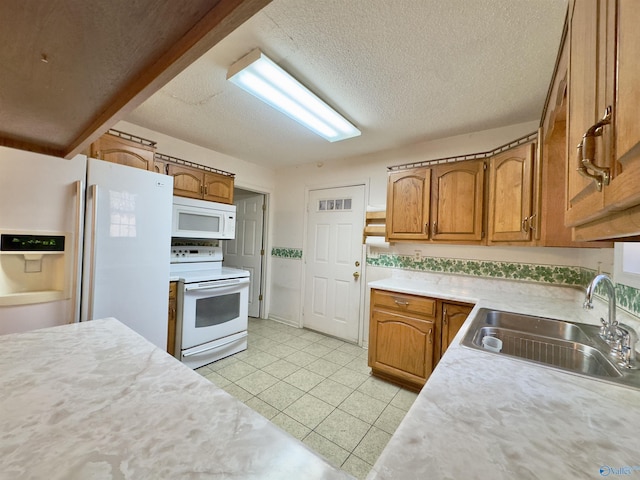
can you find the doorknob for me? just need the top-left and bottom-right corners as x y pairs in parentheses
(353, 272), (360, 279)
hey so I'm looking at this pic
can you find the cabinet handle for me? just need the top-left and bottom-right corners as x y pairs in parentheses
(200, 185), (204, 194)
(521, 217), (529, 233)
(432, 221), (437, 236)
(528, 213), (537, 231)
(394, 299), (409, 306)
(428, 328), (433, 344)
(577, 106), (612, 192)
(443, 307), (447, 325)
(204, 185), (208, 195)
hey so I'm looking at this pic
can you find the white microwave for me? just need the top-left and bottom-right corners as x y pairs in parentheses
(171, 196), (236, 240)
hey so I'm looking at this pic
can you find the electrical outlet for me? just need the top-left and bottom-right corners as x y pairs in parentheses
(414, 250), (422, 261)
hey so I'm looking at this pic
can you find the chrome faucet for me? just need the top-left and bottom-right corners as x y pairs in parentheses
(584, 273), (618, 341)
(584, 273), (637, 369)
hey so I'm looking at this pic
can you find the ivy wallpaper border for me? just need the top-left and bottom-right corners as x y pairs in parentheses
(271, 247), (303, 260)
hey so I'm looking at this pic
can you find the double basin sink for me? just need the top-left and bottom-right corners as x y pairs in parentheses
(461, 309), (640, 390)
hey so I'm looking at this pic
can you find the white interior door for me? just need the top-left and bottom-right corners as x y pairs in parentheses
(223, 192), (265, 317)
(303, 185), (365, 343)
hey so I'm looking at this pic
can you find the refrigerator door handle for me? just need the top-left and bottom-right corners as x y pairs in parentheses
(72, 180), (84, 323)
(87, 184), (99, 320)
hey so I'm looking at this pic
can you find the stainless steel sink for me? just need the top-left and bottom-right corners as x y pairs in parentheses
(460, 309), (640, 389)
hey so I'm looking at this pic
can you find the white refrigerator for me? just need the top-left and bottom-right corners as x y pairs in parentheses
(0, 147), (173, 349)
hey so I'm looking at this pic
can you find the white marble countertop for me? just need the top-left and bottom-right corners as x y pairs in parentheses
(366, 273), (640, 480)
(0, 318), (353, 480)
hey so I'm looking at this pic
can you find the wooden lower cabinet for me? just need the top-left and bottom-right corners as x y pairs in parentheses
(369, 289), (473, 391)
(167, 281), (177, 356)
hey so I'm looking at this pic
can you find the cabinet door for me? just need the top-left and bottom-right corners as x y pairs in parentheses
(369, 309), (434, 390)
(153, 158), (169, 175)
(168, 164), (204, 199)
(604, 0), (640, 212)
(565, 0), (614, 227)
(203, 172), (234, 204)
(90, 134), (155, 171)
(440, 302), (472, 358)
(487, 143), (534, 244)
(431, 160), (484, 242)
(386, 168), (431, 241)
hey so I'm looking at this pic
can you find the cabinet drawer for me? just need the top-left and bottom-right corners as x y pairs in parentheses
(371, 289), (435, 318)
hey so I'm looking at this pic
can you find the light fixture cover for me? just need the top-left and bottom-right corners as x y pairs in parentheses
(227, 49), (361, 142)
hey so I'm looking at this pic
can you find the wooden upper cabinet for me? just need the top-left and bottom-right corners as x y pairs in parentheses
(431, 159), (484, 242)
(90, 132), (156, 171)
(153, 157), (169, 175)
(167, 163), (235, 204)
(203, 172), (234, 204)
(168, 164), (204, 199)
(386, 168), (431, 241)
(564, 0), (640, 240)
(487, 143), (534, 244)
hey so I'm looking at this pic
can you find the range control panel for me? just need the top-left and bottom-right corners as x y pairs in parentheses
(170, 246), (223, 263)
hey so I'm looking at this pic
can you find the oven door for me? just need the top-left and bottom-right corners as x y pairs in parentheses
(180, 277), (249, 350)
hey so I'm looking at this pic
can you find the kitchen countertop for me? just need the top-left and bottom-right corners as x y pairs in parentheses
(366, 273), (640, 479)
(0, 318), (353, 480)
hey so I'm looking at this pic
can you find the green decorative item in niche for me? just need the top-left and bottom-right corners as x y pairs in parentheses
(271, 247), (303, 259)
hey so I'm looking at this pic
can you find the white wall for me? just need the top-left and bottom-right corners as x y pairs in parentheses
(114, 120), (614, 337)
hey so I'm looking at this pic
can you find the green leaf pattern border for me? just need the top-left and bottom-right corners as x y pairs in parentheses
(269, 249), (640, 316)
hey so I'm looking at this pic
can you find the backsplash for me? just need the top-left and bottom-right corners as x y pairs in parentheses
(367, 253), (587, 286)
(271, 247), (303, 259)
(367, 252), (640, 317)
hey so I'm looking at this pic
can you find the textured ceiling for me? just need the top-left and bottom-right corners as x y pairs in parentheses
(126, 0), (568, 169)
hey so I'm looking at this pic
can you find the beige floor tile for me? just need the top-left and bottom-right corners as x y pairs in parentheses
(206, 355), (239, 372)
(195, 365), (213, 375)
(344, 355), (372, 375)
(241, 351), (279, 369)
(341, 454), (373, 480)
(261, 358), (301, 379)
(308, 379), (353, 407)
(283, 368), (325, 392)
(284, 336), (314, 350)
(316, 336), (347, 349)
(303, 342), (335, 358)
(270, 412), (311, 441)
(257, 381), (305, 410)
(336, 342), (366, 357)
(352, 427), (392, 465)
(339, 390), (387, 424)
(303, 432), (350, 468)
(216, 360), (258, 382)
(244, 397), (279, 420)
(283, 394), (334, 429)
(315, 409), (371, 451)
(374, 404), (407, 435)
(299, 330), (326, 341)
(220, 383), (253, 402)
(203, 370), (231, 387)
(268, 343), (298, 358)
(250, 337), (279, 351)
(390, 388), (419, 411)
(235, 370), (279, 395)
(323, 350), (357, 366)
(329, 367), (370, 389)
(306, 358), (343, 377)
(357, 376), (400, 403)
(285, 350), (318, 367)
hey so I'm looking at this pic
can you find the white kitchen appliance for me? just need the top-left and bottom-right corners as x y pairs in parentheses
(0, 147), (173, 349)
(170, 246), (249, 369)
(172, 196), (236, 240)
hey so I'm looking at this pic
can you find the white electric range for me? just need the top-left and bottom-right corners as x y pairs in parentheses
(170, 246), (250, 369)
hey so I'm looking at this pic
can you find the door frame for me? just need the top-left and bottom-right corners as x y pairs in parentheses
(300, 180), (369, 346)
(231, 184), (271, 319)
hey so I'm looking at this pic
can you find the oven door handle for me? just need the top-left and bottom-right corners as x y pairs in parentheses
(184, 278), (247, 291)
(182, 332), (248, 357)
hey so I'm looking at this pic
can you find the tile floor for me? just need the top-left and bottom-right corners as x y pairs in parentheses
(195, 317), (418, 479)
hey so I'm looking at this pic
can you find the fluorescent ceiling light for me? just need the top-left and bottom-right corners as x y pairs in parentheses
(227, 49), (361, 142)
